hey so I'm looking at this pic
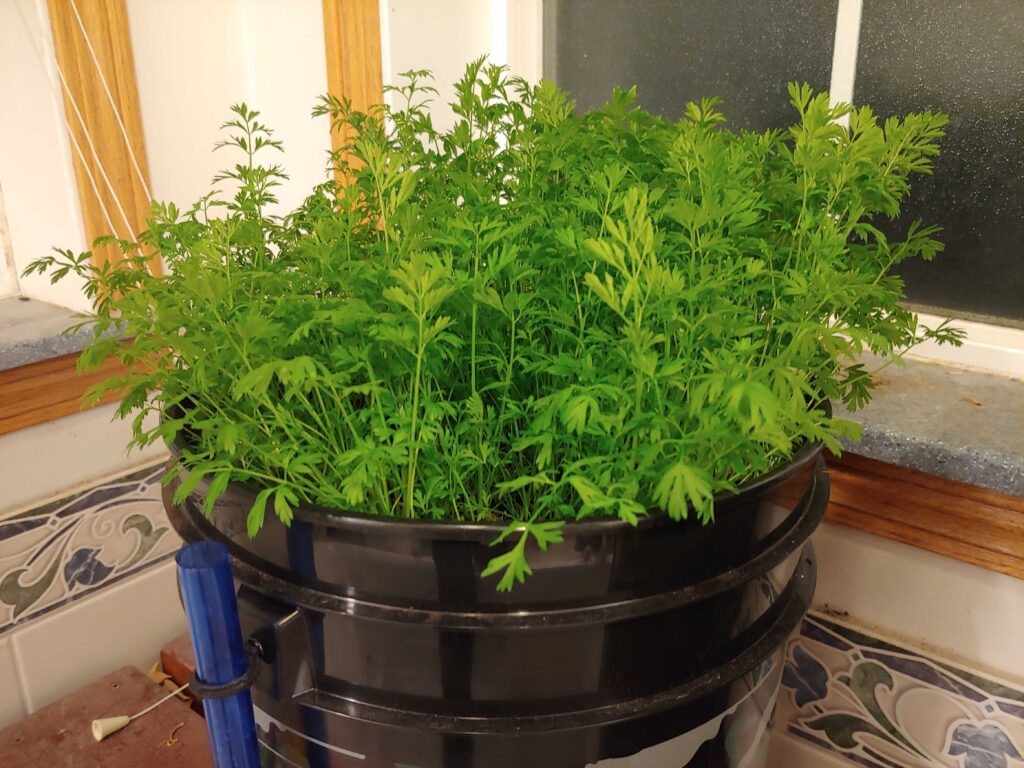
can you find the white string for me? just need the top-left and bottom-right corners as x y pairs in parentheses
(18, 0), (137, 240)
(129, 682), (190, 721)
(47, 48), (138, 238)
(16, 0), (120, 239)
(68, 0), (152, 200)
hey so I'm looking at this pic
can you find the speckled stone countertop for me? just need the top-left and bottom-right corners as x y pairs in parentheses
(836, 355), (1024, 498)
(0, 296), (93, 371)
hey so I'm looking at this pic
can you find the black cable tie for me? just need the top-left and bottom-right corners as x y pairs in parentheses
(189, 641), (263, 701)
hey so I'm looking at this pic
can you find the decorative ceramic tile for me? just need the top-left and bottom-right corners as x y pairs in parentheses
(0, 461), (179, 633)
(0, 636), (26, 727)
(11, 559), (186, 713)
(778, 612), (1024, 767)
(768, 731), (873, 768)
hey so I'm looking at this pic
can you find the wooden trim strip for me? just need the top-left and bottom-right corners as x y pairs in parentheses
(825, 452), (1024, 580)
(321, 0), (384, 177)
(46, 0), (158, 272)
(0, 352), (124, 436)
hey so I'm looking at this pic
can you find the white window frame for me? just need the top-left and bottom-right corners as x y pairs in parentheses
(505, 0), (543, 82)
(0, 183), (20, 298)
(908, 313), (1024, 378)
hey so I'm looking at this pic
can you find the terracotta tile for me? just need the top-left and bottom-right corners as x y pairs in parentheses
(0, 666), (212, 768)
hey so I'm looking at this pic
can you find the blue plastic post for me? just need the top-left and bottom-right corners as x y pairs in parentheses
(176, 541), (261, 768)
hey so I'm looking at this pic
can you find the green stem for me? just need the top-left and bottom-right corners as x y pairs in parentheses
(471, 230), (484, 509)
(405, 318), (425, 518)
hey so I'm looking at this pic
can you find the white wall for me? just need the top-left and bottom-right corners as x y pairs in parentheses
(812, 521), (1024, 680)
(126, 0), (332, 215)
(0, 0), (511, 310)
(385, 0), (505, 132)
(506, 0), (544, 84)
(0, 0), (335, 313)
(0, 402), (163, 512)
(0, 0), (90, 311)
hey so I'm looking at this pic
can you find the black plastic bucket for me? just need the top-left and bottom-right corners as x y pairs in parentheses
(165, 441), (828, 768)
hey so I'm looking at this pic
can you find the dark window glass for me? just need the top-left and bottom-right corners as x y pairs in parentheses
(544, 0), (1024, 324)
(544, 0), (838, 132)
(856, 0), (1024, 323)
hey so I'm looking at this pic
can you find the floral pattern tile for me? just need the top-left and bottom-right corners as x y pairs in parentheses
(778, 613), (1024, 768)
(0, 461), (179, 633)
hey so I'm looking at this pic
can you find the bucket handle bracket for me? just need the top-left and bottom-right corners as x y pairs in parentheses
(189, 640), (264, 701)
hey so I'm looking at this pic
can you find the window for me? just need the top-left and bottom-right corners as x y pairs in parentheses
(855, 0), (1023, 325)
(541, 0), (1024, 373)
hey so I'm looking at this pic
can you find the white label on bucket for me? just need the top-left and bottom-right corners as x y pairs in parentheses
(587, 664), (779, 768)
(252, 657), (781, 768)
(253, 704), (366, 760)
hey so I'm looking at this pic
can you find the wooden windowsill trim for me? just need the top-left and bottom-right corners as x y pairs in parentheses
(0, 351), (125, 436)
(825, 451), (1024, 580)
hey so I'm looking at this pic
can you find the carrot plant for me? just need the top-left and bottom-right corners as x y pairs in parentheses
(28, 59), (960, 589)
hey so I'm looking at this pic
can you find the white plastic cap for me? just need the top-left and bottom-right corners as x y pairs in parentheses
(91, 715), (130, 741)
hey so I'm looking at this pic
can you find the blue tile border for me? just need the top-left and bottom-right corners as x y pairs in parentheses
(0, 460), (179, 634)
(778, 613), (1024, 767)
